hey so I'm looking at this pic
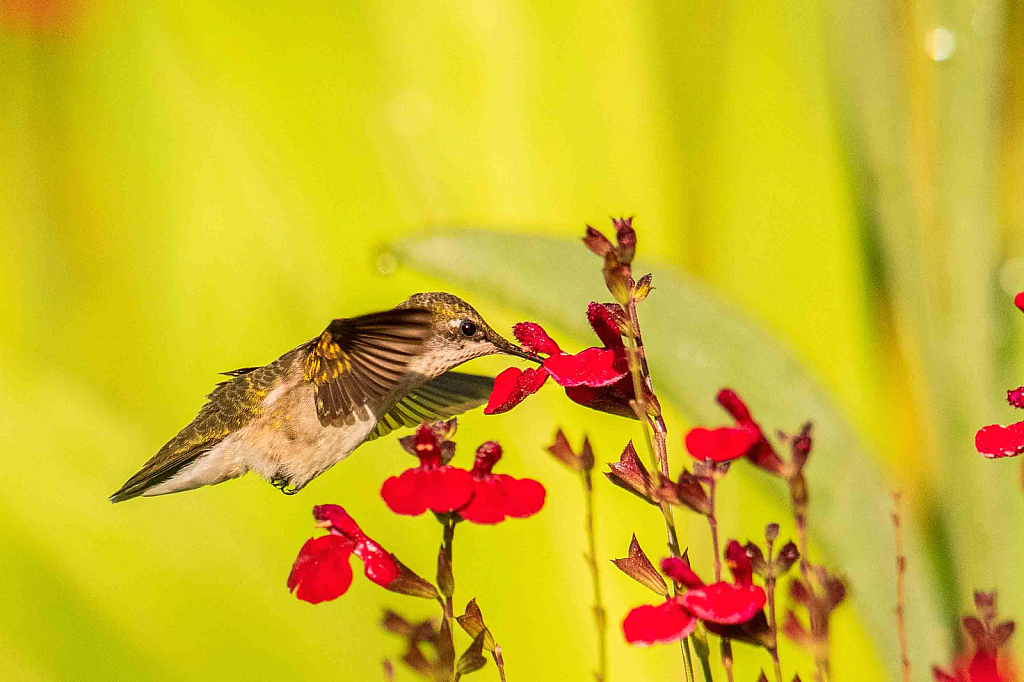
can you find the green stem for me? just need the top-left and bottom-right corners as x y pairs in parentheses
(622, 294), (705, 680)
(694, 628), (715, 682)
(441, 519), (457, 681)
(583, 470), (608, 682)
(680, 636), (696, 682)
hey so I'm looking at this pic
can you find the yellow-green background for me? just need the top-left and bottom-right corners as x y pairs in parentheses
(2, 1), (1022, 681)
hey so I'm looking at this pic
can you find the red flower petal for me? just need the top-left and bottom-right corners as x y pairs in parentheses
(501, 474), (546, 518)
(472, 441), (503, 476)
(287, 535), (355, 604)
(1015, 291), (1024, 313)
(351, 536), (400, 587)
(931, 666), (959, 682)
(661, 557), (704, 589)
(622, 599), (697, 645)
(381, 467), (474, 515)
(313, 504), (363, 538)
(425, 467), (475, 513)
(381, 469), (431, 515)
(725, 540), (753, 586)
(680, 583), (766, 624)
(513, 322), (562, 356)
(684, 425), (761, 463)
(716, 388), (753, 423)
(484, 367), (550, 414)
(543, 348), (628, 387)
(1008, 388), (1024, 409)
(412, 424), (442, 465)
(975, 422), (1024, 458)
(459, 477), (507, 524)
(967, 651), (1003, 682)
(587, 302), (624, 349)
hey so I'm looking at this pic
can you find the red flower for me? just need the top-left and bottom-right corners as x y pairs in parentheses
(381, 425), (474, 515)
(622, 600), (697, 645)
(976, 423), (1024, 459)
(685, 424), (762, 463)
(977, 293), (1024, 460)
(287, 505), (400, 604)
(715, 389), (787, 475)
(622, 541), (766, 645)
(1009, 388), (1024, 410)
(933, 652), (1014, 682)
(458, 441), (546, 524)
(932, 591), (1016, 681)
(485, 303), (634, 416)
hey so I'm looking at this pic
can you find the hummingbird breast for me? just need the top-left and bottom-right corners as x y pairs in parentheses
(239, 378), (381, 488)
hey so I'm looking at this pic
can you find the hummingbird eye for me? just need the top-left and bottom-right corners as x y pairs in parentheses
(459, 320), (478, 337)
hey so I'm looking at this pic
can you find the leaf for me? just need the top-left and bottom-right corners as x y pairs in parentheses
(393, 230), (948, 674)
(455, 630), (488, 676)
(826, 0), (1023, 631)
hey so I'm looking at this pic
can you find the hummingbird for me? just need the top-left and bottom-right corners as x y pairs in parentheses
(110, 292), (538, 503)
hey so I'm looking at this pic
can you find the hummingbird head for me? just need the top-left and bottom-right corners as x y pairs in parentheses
(397, 292), (541, 374)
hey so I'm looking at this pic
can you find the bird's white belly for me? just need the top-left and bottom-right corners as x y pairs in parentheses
(144, 383), (378, 496)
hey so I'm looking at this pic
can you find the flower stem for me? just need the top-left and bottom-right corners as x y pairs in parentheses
(680, 636), (696, 682)
(765, 560), (782, 682)
(707, 477), (722, 582)
(765, 532), (783, 682)
(583, 469), (608, 682)
(440, 518), (457, 681)
(705, 475), (731, 682)
(622, 294), (707, 680)
(693, 629), (714, 682)
(892, 492), (911, 682)
(493, 646), (507, 682)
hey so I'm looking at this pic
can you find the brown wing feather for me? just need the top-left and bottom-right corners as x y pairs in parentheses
(305, 308), (432, 427)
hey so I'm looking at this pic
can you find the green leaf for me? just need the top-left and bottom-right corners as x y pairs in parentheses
(393, 230), (948, 675)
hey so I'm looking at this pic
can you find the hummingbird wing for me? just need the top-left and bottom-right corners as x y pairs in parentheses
(305, 308), (433, 427)
(367, 371), (495, 441)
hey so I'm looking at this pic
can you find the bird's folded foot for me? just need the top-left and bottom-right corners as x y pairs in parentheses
(269, 476), (301, 495)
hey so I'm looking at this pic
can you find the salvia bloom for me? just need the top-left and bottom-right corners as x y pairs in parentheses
(685, 422), (762, 463)
(381, 422), (546, 525)
(484, 302), (635, 418)
(458, 441), (546, 524)
(622, 541), (766, 645)
(932, 592), (1016, 682)
(976, 292), (1024, 460)
(288, 505), (399, 604)
(715, 389), (788, 476)
(381, 425), (474, 515)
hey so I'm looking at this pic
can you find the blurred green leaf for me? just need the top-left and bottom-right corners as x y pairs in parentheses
(394, 230), (948, 676)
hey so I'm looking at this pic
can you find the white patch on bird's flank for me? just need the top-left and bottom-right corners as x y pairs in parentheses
(143, 434), (251, 496)
(262, 384), (288, 408)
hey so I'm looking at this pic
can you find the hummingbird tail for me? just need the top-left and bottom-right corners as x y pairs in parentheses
(109, 447), (209, 503)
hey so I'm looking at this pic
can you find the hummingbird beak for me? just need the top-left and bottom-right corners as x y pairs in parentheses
(491, 335), (543, 364)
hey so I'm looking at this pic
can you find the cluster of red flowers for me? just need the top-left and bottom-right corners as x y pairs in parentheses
(623, 541), (767, 645)
(288, 422), (545, 605)
(484, 302), (635, 418)
(381, 422), (545, 524)
(975, 292), (1024, 459)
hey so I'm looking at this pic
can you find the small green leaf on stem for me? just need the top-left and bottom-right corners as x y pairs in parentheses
(456, 631), (489, 676)
(456, 599), (496, 652)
